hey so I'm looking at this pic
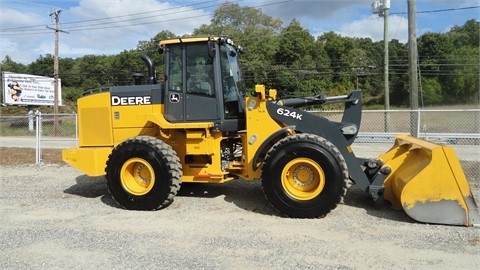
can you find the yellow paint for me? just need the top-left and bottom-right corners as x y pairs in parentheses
(160, 36), (218, 45)
(62, 147), (112, 176)
(381, 135), (472, 215)
(77, 92), (113, 146)
(240, 85), (288, 180)
(120, 157), (155, 196)
(281, 158), (325, 200)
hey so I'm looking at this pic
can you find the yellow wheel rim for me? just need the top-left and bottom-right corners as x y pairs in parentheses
(120, 158), (155, 196)
(281, 158), (325, 201)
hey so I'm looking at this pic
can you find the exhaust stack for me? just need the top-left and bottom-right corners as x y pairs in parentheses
(140, 53), (156, 84)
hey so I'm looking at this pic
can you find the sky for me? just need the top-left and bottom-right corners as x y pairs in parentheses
(0, 0), (479, 65)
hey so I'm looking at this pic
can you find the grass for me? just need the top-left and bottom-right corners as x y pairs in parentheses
(0, 147), (65, 165)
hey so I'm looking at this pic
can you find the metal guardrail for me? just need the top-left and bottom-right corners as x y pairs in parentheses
(355, 132), (480, 144)
(312, 108), (480, 145)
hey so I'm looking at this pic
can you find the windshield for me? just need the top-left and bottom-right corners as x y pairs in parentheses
(220, 44), (246, 94)
(219, 43), (246, 118)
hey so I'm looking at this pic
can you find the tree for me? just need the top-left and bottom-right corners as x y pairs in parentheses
(273, 19), (319, 97)
(420, 77), (443, 105)
(418, 32), (454, 78)
(0, 56), (27, 73)
(137, 30), (176, 74)
(351, 37), (382, 98)
(417, 32), (454, 97)
(75, 55), (114, 89)
(193, 2), (282, 89)
(137, 30), (176, 52)
(417, 24), (479, 104)
(59, 57), (76, 87)
(4, 11), (471, 109)
(317, 32), (355, 91)
(388, 39), (409, 106)
(112, 49), (148, 85)
(195, 2), (282, 36)
(442, 46), (479, 103)
(27, 54), (54, 77)
(449, 19), (479, 47)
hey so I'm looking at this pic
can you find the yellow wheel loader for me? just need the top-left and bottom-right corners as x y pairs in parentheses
(62, 36), (479, 226)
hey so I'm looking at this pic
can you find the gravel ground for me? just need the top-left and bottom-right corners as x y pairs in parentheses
(1, 164), (479, 270)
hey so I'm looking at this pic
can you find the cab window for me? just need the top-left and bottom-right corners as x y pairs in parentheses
(186, 43), (215, 97)
(167, 45), (182, 92)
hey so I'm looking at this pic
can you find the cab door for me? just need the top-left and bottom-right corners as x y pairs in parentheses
(165, 42), (219, 122)
(164, 44), (185, 122)
(185, 43), (218, 121)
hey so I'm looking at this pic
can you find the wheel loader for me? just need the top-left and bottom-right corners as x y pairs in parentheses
(62, 36), (480, 226)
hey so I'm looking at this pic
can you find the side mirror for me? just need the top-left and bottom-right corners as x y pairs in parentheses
(208, 40), (216, 59)
(158, 44), (164, 54)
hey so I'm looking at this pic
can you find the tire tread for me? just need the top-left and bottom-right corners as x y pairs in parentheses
(261, 133), (349, 218)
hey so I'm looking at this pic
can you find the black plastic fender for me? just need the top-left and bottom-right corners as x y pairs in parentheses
(252, 126), (296, 171)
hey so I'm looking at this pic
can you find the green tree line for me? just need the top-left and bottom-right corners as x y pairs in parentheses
(1, 3), (479, 108)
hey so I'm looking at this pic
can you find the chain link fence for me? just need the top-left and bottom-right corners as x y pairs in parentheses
(0, 113), (77, 140)
(0, 113), (77, 162)
(314, 109), (480, 145)
(0, 110), (479, 180)
(314, 109), (480, 183)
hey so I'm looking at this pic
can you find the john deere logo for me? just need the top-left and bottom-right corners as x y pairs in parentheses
(111, 95), (152, 106)
(170, 93), (180, 103)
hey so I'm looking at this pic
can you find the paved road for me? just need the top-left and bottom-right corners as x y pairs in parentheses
(0, 136), (478, 161)
(0, 136), (77, 149)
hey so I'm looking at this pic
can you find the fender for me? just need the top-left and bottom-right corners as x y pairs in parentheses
(252, 126), (296, 171)
(265, 101), (371, 190)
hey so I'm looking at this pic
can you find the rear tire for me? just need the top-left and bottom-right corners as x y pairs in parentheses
(261, 134), (348, 218)
(105, 136), (182, 210)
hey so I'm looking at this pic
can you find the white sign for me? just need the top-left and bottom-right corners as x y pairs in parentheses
(2, 72), (62, 106)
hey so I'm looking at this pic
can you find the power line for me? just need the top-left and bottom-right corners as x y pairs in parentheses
(61, 0), (242, 31)
(61, 0), (223, 26)
(1, 1), (477, 36)
(390, 5), (480, 15)
(0, 0), (292, 34)
(61, 0), (292, 32)
(0, 0), (228, 32)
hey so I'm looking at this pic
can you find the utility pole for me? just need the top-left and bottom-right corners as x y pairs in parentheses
(372, 0), (390, 131)
(47, 9), (68, 135)
(408, 0), (419, 137)
(382, 2), (390, 111)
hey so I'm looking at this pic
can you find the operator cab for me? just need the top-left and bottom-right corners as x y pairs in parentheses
(159, 36), (246, 132)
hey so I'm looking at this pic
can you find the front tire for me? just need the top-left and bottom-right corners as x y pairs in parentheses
(105, 136), (182, 210)
(261, 134), (348, 218)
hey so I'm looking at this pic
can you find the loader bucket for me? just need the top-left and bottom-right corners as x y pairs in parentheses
(378, 134), (480, 226)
